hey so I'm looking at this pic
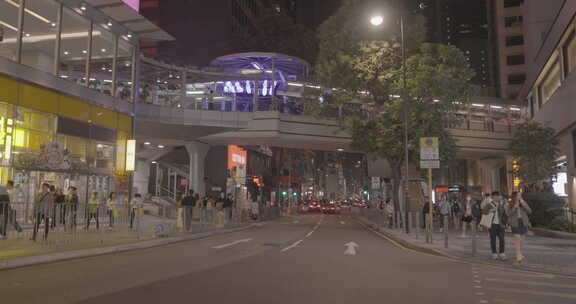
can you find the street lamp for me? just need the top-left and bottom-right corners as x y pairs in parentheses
(370, 13), (410, 234)
(370, 15), (384, 26)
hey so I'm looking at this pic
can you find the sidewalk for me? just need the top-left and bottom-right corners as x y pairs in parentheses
(357, 215), (576, 276)
(0, 215), (257, 270)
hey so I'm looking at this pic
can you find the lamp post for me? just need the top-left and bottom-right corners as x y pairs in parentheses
(370, 14), (410, 234)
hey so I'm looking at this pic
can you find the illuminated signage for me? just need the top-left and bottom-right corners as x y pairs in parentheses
(228, 145), (247, 169)
(125, 139), (136, 171)
(223, 80), (279, 96)
(4, 118), (13, 164)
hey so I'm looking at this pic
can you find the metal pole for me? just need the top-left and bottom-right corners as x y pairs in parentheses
(472, 217), (477, 256)
(15, 0), (25, 63)
(53, 3), (63, 76)
(401, 15), (410, 234)
(428, 168), (434, 244)
(85, 22), (94, 88)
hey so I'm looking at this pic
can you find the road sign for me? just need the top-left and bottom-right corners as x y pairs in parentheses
(420, 160), (440, 169)
(420, 137), (439, 160)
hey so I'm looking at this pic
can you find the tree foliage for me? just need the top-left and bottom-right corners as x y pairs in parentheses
(314, 0), (474, 209)
(510, 120), (559, 185)
(232, 6), (318, 64)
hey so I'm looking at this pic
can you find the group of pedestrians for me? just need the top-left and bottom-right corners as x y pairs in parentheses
(178, 190), (234, 231)
(436, 194), (482, 236)
(435, 191), (532, 263)
(0, 180), (147, 242)
(480, 191), (532, 263)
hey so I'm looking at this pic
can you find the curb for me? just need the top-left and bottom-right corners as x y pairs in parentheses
(356, 216), (576, 278)
(0, 223), (261, 271)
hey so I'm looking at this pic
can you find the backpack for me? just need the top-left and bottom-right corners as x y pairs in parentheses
(451, 201), (461, 213)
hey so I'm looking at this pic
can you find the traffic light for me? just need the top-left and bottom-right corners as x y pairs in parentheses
(282, 191), (287, 196)
(293, 192), (298, 196)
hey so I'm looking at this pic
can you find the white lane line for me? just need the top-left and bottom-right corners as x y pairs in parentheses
(281, 239), (303, 252)
(282, 216), (322, 251)
(212, 238), (252, 249)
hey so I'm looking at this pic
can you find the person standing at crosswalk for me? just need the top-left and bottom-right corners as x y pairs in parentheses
(482, 191), (507, 261)
(506, 191), (532, 264)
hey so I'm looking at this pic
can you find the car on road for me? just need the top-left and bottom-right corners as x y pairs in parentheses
(308, 201), (322, 212)
(321, 203), (340, 214)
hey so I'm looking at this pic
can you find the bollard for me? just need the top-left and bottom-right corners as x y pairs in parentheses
(444, 215), (449, 249)
(415, 211), (420, 239)
(472, 220), (477, 256)
(407, 211), (412, 235)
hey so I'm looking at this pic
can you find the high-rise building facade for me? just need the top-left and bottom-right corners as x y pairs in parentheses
(421, 0), (495, 95)
(520, 0), (576, 208)
(489, 0), (527, 99)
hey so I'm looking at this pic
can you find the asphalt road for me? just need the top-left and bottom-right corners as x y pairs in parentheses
(1, 212), (574, 304)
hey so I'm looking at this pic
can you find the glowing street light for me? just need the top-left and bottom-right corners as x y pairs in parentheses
(370, 15), (384, 26)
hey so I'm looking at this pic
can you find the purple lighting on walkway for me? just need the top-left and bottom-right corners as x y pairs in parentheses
(122, 0), (139, 11)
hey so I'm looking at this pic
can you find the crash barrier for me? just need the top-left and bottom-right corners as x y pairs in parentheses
(0, 201), (282, 251)
(354, 207), (481, 255)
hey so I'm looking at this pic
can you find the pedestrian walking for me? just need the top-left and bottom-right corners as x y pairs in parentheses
(86, 192), (100, 230)
(54, 188), (66, 226)
(461, 194), (475, 237)
(67, 187), (79, 229)
(3, 181), (22, 235)
(181, 190), (196, 231)
(32, 183), (53, 241)
(472, 196), (482, 232)
(130, 193), (144, 229)
(506, 192), (532, 263)
(451, 198), (461, 230)
(481, 191), (508, 260)
(0, 186), (10, 239)
(438, 195), (450, 232)
(107, 192), (116, 227)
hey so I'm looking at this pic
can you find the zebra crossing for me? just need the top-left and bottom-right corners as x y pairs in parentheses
(471, 265), (576, 304)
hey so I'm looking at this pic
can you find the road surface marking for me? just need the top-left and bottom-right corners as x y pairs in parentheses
(485, 278), (576, 289)
(483, 271), (556, 279)
(305, 231), (314, 238)
(359, 220), (573, 279)
(293, 220), (300, 224)
(487, 287), (576, 300)
(282, 240), (303, 252)
(475, 292), (485, 296)
(344, 242), (359, 255)
(493, 300), (518, 304)
(340, 221), (346, 225)
(212, 238), (252, 249)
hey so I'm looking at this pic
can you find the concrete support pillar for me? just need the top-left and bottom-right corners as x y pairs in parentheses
(186, 142), (210, 197)
(133, 160), (151, 196)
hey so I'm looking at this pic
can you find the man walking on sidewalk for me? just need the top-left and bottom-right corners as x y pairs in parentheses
(482, 191), (508, 261)
(181, 190), (196, 231)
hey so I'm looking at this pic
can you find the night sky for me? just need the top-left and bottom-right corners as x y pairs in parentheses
(143, 0), (342, 66)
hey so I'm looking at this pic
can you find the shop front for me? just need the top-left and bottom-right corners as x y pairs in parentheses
(0, 78), (133, 223)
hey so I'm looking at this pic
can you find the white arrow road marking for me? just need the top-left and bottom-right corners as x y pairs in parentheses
(281, 239), (303, 252)
(212, 238), (253, 249)
(344, 242), (359, 255)
(340, 221), (346, 225)
(293, 220), (300, 224)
